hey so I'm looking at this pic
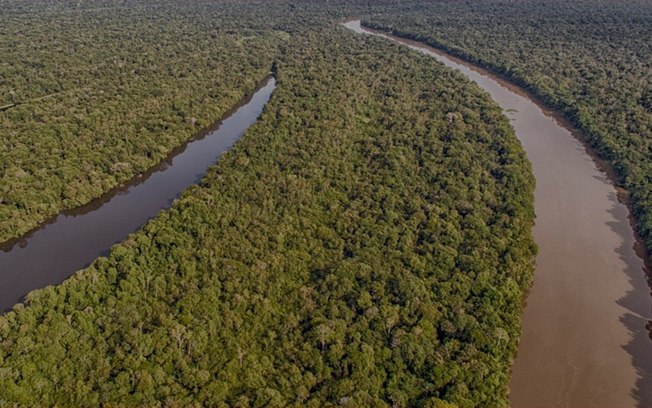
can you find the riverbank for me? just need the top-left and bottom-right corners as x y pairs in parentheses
(0, 76), (275, 312)
(343, 19), (652, 407)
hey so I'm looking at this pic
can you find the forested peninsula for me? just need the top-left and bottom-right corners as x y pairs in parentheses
(0, 1), (536, 406)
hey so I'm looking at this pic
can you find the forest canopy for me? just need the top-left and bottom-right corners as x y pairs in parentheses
(0, 0), (537, 406)
(0, 0), (280, 242)
(366, 0), (652, 254)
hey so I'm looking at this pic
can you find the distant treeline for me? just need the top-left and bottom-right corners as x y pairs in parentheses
(0, 1), (535, 406)
(366, 0), (652, 253)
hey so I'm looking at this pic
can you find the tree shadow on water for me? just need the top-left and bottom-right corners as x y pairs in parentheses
(605, 190), (652, 407)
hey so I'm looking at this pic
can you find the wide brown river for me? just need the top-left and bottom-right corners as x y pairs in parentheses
(344, 20), (652, 407)
(0, 76), (275, 312)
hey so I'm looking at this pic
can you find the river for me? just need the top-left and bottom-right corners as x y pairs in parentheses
(0, 76), (276, 313)
(344, 19), (652, 407)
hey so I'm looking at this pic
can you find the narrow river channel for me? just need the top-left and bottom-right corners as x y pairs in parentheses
(0, 76), (276, 313)
(344, 19), (652, 408)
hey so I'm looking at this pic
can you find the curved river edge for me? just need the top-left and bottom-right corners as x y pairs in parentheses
(343, 20), (652, 407)
(0, 75), (276, 313)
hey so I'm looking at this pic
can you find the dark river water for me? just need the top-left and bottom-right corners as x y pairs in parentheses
(0, 76), (275, 312)
(344, 19), (652, 408)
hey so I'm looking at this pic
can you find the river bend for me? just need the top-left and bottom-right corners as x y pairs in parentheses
(344, 19), (652, 407)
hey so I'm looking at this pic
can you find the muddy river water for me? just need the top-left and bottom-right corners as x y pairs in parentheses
(0, 76), (275, 312)
(344, 19), (652, 407)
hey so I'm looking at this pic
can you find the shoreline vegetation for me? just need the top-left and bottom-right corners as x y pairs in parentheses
(0, 76), (276, 313)
(364, 0), (652, 257)
(0, 2), (536, 406)
(0, 1), (281, 243)
(348, 18), (652, 406)
(0, 74), (275, 255)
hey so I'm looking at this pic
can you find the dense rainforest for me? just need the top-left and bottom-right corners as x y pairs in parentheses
(0, 0), (538, 406)
(365, 0), (652, 253)
(0, 0), (282, 242)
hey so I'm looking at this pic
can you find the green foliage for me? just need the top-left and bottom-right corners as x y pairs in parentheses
(0, 0), (281, 242)
(0, 0), (536, 406)
(366, 0), (652, 252)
